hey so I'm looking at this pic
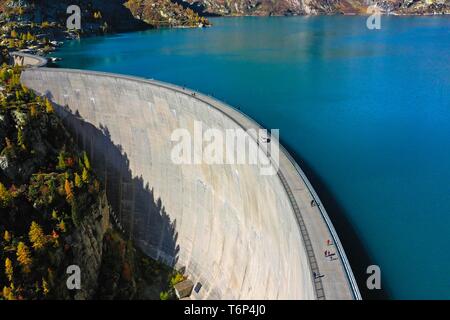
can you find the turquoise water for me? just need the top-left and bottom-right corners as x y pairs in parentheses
(55, 16), (450, 299)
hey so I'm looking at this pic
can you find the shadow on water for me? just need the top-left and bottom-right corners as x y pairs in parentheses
(284, 144), (389, 300)
(44, 91), (179, 271)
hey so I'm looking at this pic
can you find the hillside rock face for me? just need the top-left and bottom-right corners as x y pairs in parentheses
(70, 192), (110, 299)
(124, 0), (209, 26)
(0, 0), (208, 31)
(176, 0), (449, 15)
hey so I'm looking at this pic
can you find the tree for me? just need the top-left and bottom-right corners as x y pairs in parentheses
(17, 126), (26, 149)
(26, 32), (34, 42)
(56, 151), (66, 170)
(3, 230), (11, 242)
(10, 30), (17, 38)
(57, 220), (66, 233)
(16, 242), (32, 273)
(30, 104), (38, 117)
(74, 173), (82, 188)
(65, 179), (74, 202)
(51, 210), (58, 220)
(0, 182), (12, 207)
(45, 98), (54, 113)
(82, 167), (89, 183)
(29, 221), (47, 250)
(5, 258), (13, 282)
(83, 152), (91, 171)
(42, 278), (49, 296)
(2, 285), (15, 300)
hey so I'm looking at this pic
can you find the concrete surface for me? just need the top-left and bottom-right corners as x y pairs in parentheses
(21, 67), (360, 300)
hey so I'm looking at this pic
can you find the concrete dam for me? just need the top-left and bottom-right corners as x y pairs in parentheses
(21, 66), (360, 300)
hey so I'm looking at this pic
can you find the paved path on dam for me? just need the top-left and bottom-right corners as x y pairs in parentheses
(145, 78), (361, 300)
(21, 62), (361, 300)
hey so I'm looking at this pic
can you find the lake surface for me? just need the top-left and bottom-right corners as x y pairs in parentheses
(55, 16), (450, 299)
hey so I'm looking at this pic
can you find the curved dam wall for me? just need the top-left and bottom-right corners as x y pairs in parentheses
(22, 67), (360, 300)
(22, 68), (314, 299)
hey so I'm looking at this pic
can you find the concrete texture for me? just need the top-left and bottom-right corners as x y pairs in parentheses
(21, 67), (360, 300)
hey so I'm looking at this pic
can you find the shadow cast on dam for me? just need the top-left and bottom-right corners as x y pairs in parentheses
(47, 93), (180, 270)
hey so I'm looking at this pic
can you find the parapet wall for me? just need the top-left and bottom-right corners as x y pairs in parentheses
(22, 68), (316, 299)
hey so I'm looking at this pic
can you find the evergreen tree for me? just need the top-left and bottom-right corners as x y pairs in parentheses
(17, 126), (26, 149)
(74, 173), (82, 188)
(83, 152), (91, 171)
(82, 167), (89, 183)
(45, 98), (54, 113)
(29, 221), (47, 250)
(42, 278), (49, 296)
(16, 242), (32, 273)
(65, 179), (74, 202)
(57, 220), (66, 233)
(56, 151), (66, 170)
(5, 258), (13, 282)
(2, 285), (15, 300)
(0, 182), (12, 208)
(3, 230), (11, 242)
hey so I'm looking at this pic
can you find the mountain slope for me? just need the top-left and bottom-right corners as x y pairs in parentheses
(180, 0), (449, 15)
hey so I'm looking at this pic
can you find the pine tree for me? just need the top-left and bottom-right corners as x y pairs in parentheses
(29, 221), (47, 250)
(65, 179), (74, 202)
(2, 285), (15, 300)
(57, 220), (66, 233)
(26, 32), (34, 42)
(82, 167), (89, 183)
(3, 230), (11, 242)
(42, 278), (49, 296)
(0, 182), (12, 208)
(56, 151), (66, 170)
(16, 242), (32, 273)
(74, 173), (82, 188)
(83, 152), (91, 171)
(17, 126), (26, 149)
(45, 98), (54, 113)
(30, 104), (37, 117)
(5, 258), (13, 282)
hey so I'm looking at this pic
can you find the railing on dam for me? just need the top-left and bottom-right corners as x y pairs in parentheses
(21, 65), (361, 300)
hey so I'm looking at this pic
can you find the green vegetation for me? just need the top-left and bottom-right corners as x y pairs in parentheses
(0, 66), (184, 300)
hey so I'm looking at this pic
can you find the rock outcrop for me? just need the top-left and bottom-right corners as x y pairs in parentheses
(174, 0), (449, 15)
(0, 0), (209, 33)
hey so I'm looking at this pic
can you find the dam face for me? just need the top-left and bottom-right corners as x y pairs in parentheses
(22, 67), (360, 300)
(22, 68), (314, 299)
